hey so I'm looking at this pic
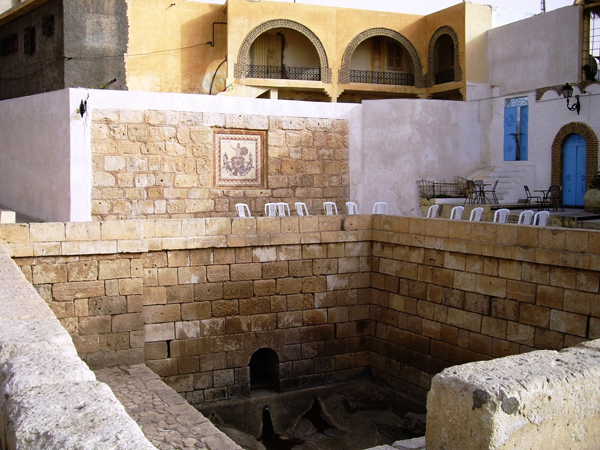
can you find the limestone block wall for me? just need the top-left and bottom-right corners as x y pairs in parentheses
(368, 216), (600, 402)
(91, 109), (350, 221)
(1, 215), (599, 409)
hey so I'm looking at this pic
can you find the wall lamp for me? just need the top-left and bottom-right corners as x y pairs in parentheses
(561, 82), (580, 115)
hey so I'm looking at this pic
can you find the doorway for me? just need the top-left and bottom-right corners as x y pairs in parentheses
(563, 133), (586, 206)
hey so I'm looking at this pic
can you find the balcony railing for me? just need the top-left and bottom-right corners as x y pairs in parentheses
(349, 70), (414, 86)
(247, 65), (321, 81)
(435, 69), (455, 85)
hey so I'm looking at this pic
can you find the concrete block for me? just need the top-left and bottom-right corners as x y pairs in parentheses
(0, 210), (16, 224)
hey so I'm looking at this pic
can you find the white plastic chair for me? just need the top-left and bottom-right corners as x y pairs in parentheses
(517, 210), (534, 225)
(346, 202), (358, 215)
(469, 207), (484, 222)
(373, 202), (388, 214)
(265, 203), (278, 217)
(427, 204), (439, 218)
(323, 201), (338, 215)
(449, 205), (464, 220)
(235, 203), (251, 218)
(276, 202), (290, 216)
(295, 202), (309, 216)
(493, 208), (510, 223)
(533, 210), (550, 227)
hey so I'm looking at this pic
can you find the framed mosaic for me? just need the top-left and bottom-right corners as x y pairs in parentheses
(213, 130), (266, 188)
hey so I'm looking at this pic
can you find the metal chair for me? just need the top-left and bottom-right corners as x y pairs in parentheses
(295, 202), (309, 216)
(464, 180), (477, 204)
(493, 208), (510, 223)
(323, 201), (338, 215)
(524, 186), (542, 208)
(547, 185), (564, 211)
(264, 203), (278, 217)
(235, 203), (251, 218)
(276, 202), (290, 216)
(449, 205), (464, 220)
(427, 204), (439, 218)
(346, 201), (358, 215)
(373, 202), (388, 214)
(517, 210), (534, 225)
(484, 180), (499, 204)
(469, 207), (484, 222)
(533, 210), (550, 227)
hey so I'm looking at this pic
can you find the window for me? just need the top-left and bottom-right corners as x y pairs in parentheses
(0, 33), (18, 56)
(503, 97), (529, 161)
(24, 26), (35, 54)
(42, 15), (55, 37)
(387, 42), (403, 70)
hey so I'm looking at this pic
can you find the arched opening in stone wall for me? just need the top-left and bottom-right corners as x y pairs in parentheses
(250, 348), (280, 391)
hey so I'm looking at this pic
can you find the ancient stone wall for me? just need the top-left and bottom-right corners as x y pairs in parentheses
(369, 216), (600, 401)
(1, 215), (599, 407)
(91, 109), (350, 221)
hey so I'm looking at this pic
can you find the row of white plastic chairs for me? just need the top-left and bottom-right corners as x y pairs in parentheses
(426, 205), (550, 226)
(235, 201), (389, 218)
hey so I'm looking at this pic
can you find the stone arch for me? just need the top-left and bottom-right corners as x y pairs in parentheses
(426, 26), (462, 88)
(551, 122), (599, 189)
(338, 28), (424, 87)
(234, 19), (332, 83)
(249, 348), (280, 391)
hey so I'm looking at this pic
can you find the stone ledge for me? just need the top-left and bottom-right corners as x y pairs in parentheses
(426, 339), (600, 449)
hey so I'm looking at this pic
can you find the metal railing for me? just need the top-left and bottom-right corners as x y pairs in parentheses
(348, 70), (414, 86)
(435, 69), (455, 85)
(247, 65), (321, 81)
(417, 177), (467, 199)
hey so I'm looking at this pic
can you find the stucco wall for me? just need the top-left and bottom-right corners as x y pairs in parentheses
(488, 6), (581, 97)
(126, 0), (227, 94)
(0, 0), (64, 100)
(0, 90), (75, 222)
(356, 98), (484, 216)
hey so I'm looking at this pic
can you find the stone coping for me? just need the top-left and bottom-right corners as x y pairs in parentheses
(0, 215), (597, 272)
(0, 245), (157, 449)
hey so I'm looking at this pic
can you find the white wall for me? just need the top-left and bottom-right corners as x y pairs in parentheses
(486, 84), (600, 191)
(356, 98), (484, 216)
(487, 6), (581, 97)
(0, 90), (76, 222)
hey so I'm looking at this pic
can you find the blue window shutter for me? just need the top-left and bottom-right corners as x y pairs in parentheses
(503, 106), (517, 161)
(520, 105), (528, 161)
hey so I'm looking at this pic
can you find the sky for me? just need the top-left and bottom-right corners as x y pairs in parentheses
(191, 0), (575, 15)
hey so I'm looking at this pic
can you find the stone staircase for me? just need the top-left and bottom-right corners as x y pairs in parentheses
(470, 163), (536, 204)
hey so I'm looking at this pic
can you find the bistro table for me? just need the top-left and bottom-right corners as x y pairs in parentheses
(534, 189), (551, 210)
(474, 180), (491, 204)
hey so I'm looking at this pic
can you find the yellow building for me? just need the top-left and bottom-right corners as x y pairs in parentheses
(126, 0), (492, 102)
(0, 0), (490, 102)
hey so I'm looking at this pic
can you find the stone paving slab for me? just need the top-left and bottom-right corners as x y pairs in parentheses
(95, 364), (242, 450)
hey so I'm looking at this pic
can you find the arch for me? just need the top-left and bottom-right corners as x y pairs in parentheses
(234, 20), (332, 83)
(551, 122), (599, 190)
(338, 28), (424, 87)
(249, 348), (280, 391)
(426, 26), (462, 88)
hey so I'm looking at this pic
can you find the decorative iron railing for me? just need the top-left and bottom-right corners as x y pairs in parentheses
(348, 70), (414, 86)
(247, 65), (321, 81)
(435, 69), (455, 85)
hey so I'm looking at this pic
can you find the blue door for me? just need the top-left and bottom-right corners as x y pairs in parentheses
(503, 104), (528, 161)
(563, 134), (586, 206)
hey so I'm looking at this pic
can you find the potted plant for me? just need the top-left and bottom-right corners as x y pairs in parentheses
(584, 171), (600, 213)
